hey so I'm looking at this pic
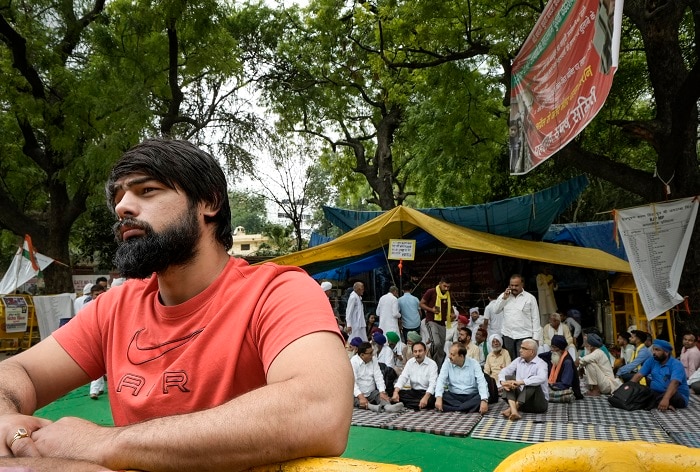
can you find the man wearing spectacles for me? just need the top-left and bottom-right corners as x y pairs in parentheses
(498, 338), (549, 420)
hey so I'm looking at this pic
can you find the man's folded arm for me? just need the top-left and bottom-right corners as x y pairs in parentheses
(98, 331), (353, 472)
(0, 336), (91, 415)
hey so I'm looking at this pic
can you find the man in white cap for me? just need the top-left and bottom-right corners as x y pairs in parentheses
(466, 307), (484, 333)
(320, 281), (333, 294)
(320, 281), (339, 320)
(73, 283), (93, 314)
(484, 334), (511, 381)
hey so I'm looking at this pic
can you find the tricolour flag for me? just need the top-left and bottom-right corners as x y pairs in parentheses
(0, 235), (54, 295)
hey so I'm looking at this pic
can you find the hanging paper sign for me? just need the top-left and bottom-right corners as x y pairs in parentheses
(388, 239), (416, 260)
(3, 296), (29, 333)
(616, 197), (699, 320)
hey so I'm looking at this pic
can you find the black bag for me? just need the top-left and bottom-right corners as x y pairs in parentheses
(608, 381), (655, 411)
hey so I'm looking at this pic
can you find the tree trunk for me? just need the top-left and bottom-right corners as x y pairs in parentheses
(355, 106), (402, 210)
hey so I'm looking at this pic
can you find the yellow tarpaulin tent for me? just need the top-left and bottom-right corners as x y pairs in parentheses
(265, 206), (631, 274)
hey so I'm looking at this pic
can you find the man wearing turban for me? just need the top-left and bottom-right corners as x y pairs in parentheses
(577, 333), (619, 396)
(631, 339), (689, 411)
(540, 335), (583, 401)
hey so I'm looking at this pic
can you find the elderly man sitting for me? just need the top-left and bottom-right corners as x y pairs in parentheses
(539, 335), (583, 401)
(435, 344), (489, 414)
(577, 333), (619, 396)
(484, 334), (511, 381)
(541, 312), (576, 359)
(498, 339), (549, 420)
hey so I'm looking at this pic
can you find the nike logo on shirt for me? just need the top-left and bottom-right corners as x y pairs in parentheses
(127, 328), (204, 365)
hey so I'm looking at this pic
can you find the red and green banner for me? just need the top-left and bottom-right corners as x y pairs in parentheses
(509, 0), (623, 174)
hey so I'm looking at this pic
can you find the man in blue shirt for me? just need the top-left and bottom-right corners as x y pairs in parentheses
(617, 330), (652, 382)
(398, 284), (421, 342)
(632, 339), (689, 411)
(434, 344), (489, 414)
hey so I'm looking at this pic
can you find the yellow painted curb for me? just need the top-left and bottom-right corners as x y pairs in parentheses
(247, 457), (421, 471)
(494, 440), (700, 472)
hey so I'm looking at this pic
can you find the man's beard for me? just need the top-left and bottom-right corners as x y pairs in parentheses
(113, 205), (200, 279)
(653, 352), (668, 363)
(492, 346), (502, 353)
(551, 352), (561, 365)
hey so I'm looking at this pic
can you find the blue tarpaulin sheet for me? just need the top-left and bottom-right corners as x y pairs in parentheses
(321, 175), (589, 241)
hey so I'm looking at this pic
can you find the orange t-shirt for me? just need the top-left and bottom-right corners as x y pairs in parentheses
(54, 258), (341, 426)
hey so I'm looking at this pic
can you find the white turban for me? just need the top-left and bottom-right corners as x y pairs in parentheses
(320, 281), (333, 291)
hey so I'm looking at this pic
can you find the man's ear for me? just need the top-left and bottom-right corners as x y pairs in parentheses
(200, 201), (220, 218)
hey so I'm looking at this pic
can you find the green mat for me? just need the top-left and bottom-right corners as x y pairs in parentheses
(34, 386), (525, 471)
(343, 427), (523, 471)
(35, 384), (114, 426)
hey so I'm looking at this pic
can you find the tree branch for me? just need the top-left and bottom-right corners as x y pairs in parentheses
(0, 13), (46, 99)
(57, 0), (107, 63)
(161, 21), (188, 136)
(557, 143), (657, 200)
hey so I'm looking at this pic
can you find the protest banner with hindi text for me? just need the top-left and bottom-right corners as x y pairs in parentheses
(509, 0), (623, 174)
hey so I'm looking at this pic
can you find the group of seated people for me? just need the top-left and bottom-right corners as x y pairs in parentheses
(346, 308), (699, 419)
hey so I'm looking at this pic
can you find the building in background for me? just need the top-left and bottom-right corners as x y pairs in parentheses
(230, 226), (269, 257)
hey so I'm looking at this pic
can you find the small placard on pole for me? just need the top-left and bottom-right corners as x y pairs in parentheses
(388, 239), (416, 260)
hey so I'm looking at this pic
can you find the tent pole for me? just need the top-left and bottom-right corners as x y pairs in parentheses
(414, 247), (449, 290)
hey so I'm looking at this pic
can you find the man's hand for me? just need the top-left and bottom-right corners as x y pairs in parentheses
(657, 397), (675, 412)
(435, 398), (443, 412)
(379, 392), (390, 403)
(390, 391), (400, 403)
(32, 416), (113, 463)
(1, 414), (52, 458)
(418, 394), (430, 409)
(479, 400), (488, 415)
(357, 394), (369, 409)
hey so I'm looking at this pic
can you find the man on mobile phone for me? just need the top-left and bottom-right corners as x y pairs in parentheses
(493, 274), (541, 359)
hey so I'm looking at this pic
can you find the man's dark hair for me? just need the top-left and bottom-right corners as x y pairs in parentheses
(439, 276), (450, 284)
(106, 138), (233, 250)
(358, 342), (373, 355)
(618, 331), (631, 342)
(95, 276), (108, 284)
(459, 327), (472, 337)
(412, 341), (427, 351)
(452, 344), (467, 357)
(631, 330), (648, 343)
(683, 332), (697, 341)
(90, 284), (106, 294)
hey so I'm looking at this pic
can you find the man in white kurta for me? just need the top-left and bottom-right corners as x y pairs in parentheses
(391, 342), (438, 410)
(493, 275), (541, 360)
(351, 342), (404, 412)
(541, 312), (576, 359)
(345, 282), (367, 342)
(578, 333), (619, 396)
(482, 289), (502, 339)
(377, 286), (401, 335)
